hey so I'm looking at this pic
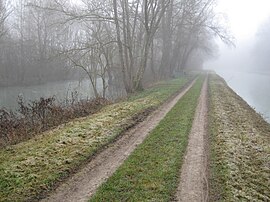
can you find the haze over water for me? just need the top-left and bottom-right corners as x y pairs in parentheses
(205, 0), (270, 123)
(216, 70), (270, 123)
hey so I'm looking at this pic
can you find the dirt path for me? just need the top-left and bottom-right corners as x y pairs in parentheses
(175, 77), (208, 202)
(41, 79), (196, 202)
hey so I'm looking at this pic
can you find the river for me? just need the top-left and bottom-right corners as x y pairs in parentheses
(216, 70), (270, 123)
(0, 79), (104, 110)
(1, 72), (269, 123)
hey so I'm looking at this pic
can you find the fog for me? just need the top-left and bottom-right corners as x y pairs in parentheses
(205, 6), (270, 121)
(0, 0), (270, 121)
(1, 0), (232, 108)
(206, 17), (270, 73)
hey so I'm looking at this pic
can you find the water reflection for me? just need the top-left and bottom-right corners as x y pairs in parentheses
(0, 79), (101, 110)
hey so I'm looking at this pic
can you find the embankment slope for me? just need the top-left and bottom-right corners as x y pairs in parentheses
(209, 73), (270, 201)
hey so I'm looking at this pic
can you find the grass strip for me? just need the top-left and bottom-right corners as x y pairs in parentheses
(89, 77), (204, 202)
(0, 76), (193, 202)
(209, 74), (270, 201)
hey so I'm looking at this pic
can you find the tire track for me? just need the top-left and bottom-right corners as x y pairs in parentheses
(41, 79), (197, 202)
(175, 76), (208, 202)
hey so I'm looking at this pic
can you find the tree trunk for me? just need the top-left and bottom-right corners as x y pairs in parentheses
(113, 0), (133, 94)
(159, 0), (173, 79)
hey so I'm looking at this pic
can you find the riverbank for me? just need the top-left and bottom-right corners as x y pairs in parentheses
(0, 72), (269, 202)
(209, 73), (270, 201)
(89, 73), (269, 201)
(0, 75), (193, 202)
(216, 69), (270, 123)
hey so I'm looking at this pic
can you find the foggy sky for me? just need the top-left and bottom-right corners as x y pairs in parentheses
(204, 0), (270, 73)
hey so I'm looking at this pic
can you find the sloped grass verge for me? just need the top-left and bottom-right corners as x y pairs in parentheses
(208, 74), (270, 201)
(89, 77), (204, 202)
(0, 76), (193, 202)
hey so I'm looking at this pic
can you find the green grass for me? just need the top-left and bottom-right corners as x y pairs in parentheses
(209, 74), (270, 201)
(89, 77), (204, 202)
(0, 76), (193, 202)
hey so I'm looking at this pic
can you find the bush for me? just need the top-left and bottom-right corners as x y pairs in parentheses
(0, 95), (110, 147)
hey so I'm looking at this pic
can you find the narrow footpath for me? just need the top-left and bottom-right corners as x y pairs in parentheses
(41, 79), (197, 202)
(175, 77), (209, 202)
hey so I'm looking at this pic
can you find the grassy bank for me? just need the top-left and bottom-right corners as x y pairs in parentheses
(209, 74), (270, 201)
(0, 76), (193, 202)
(0, 97), (109, 147)
(89, 77), (204, 201)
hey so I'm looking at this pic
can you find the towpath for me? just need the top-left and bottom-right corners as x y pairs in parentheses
(175, 77), (209, 202)
(41, 79), (197, 202)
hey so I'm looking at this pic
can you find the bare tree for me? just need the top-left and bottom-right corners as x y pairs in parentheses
(0, 0), (233, 95)
(157, 0), (234, 77)
(0, 0), (10, 39)
(158, 0), (174, 78)
(112, 0), (170, 92)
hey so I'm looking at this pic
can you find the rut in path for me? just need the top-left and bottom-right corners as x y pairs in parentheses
(41, 79), (196, 202)
(175, 77), (208, 202)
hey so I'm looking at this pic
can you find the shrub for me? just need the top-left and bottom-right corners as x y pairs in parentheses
(0, 95), (109, 147)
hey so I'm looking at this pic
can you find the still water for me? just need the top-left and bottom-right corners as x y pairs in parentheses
(216, 70), (270, 123)
(1, 72), (269, 123)
(0, 79), (103, 110)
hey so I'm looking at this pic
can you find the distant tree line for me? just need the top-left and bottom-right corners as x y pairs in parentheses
(0, 0), (232, 96)
(0, 0), (82, 87)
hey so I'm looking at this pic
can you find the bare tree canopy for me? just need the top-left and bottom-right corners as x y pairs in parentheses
(0, 0), (233, 95)
(0, 0), (11, 39)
